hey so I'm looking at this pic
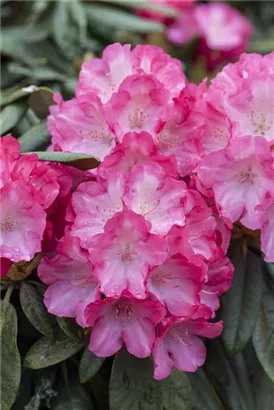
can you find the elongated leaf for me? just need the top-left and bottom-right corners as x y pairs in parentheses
(110, 0), (178, 17)
(52, 382), (94, 410)
(24, 329), (85, 369)
(23, 151), (100, 170)
(188, 368), (224, 410)
(68, 0), (88, 46)
(110, 349), (163, 410)
(19, 121), (50, 152)
(253, 368), (274, 410)
(28, 87), (54, 118)
(0, 103), (27, 134)
(52, 1), (70, 53)
(1, 85), (30, 106)
(252, 288), (274, 382)
(19, 282), (53, 337)
(56, 317), (83, 341)
(229, 353), (254, 410)
(161, 369), (192, 410)
(205, 340), (248, 410)
(79, 347), (105, 384)
(87, 5), (164, 33)
(0, 301), (21, 410)
(221, 246), (263, 355)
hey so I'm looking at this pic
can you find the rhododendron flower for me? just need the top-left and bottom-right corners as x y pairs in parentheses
(147, 255), (206, 316)
(124, 163), (187, 235)
(257, 197), (274, 262)
(153, 317), (223, 379)
(85, 295), (165, 357)
(38, 233), (100, 327)
(197, 136), (274, 229)
(48, 93), (115, 161)
(0, 181), (46, 262)
(88, 211), (168, 299)
(70, 173), (125, 246)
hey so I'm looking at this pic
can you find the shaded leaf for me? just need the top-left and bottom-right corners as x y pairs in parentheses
(1, 85), (31, 106)
(160, 369), (192, 410)
(19, 282), (53, 337)
(0, 301), (21, 410)
(28, 87), (54, 118)
(52, 382), (94, 410)
(110, 349), (162, 410)
(56, 317), (84, 341)
(252, 287), (274, 382)
(111, 0), (178, 17)
(188, 368), (224, 410)
(23, 151), (100, 170)
(0, 102), (27, 134)
(221, 246), (263, 355)
(229, 353), (254, 410)
(253, 368), (274, 410)
(87, 5), (164, 33)
(19, 120), (50, 152)
(79, 347), (105, 384)
(24, 329), (85, 369)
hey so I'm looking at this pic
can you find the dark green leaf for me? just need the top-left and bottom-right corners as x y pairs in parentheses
(0, 102), (27, 134)
(24, 329), (85, 369)
(160, 369), (192, 410)
(52, 382), (94, 410)
(0, 301), (21, 410)
(221, 246), (263, 355)
(205, 340), (248, 410)
(79, 347), (105, 384)
(229, 353), (254, 409)
(252, 288), (274, 382)
(28, 87), (54, 118)
(68, 0), (88, 46)
(87, 5), (164, 33)
(253, 368), (274, 410)
(23, 151), (100, 170)
(19, 282), (53, 337)
(56, 317), (84, 341)
(188, 368), (224, 410)
(110, 349), (163, 410)
(19, 120), (50, 152)
(52, 2), (70, 53)
(8, 63), (67, 82)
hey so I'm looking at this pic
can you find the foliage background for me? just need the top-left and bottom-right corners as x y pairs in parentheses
(1, 1), (274, 409)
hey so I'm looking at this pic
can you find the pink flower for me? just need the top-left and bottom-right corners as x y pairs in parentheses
(0, 181), (46, 262)
(38, 233), (100, 327)
(153, 317), (223, 379)
(88, 211), (168, 299)
(257, 196), (274, 262)
(0, 135), (20, 187)
(70, 173), (125, 247)
(0, 258), (12, 278)
(132, 45), (186, 99)
(147, 255), (206, 316)
(167, 7), (199, 46)
(48, 93), (115, 161)
(85, 295), (165, 358)
(197, 136), (274, 229)
(76, 43), (133, 103)
(124, 163), (186, 235)
(106, 74), (170, 141)
(99, 131), (178, 178)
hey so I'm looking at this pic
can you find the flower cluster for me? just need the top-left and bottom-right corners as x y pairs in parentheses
(0, 136), (59, 276)
(39, 43), (235, 379)
(138, 1), (253, 70)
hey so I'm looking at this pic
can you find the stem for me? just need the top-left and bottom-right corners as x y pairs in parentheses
(61, 362), (73, 410)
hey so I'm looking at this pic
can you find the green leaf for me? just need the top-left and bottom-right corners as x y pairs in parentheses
(109, 349), (163, 410)
(24, 329), (85, 369)
(28, 87), (54, 119)
(52, 1), (70, 53)
(79, 347), (105, 384)
(0, 102), (27, 134)
(19, 282), (53, 337)
(23, 151), (100, 170)
(87, 5), (164, 33)
(56, 317), (84, 341)
(110, 0), (178, 18)
(221, 246), (264, 355)
(19, 120), (50, 152)
(252, 287), (274, 383)
(1, 85), (31, 106)
(160, 369), (192, 410)
(229, 353), (254, 409)
(0, 301), (21, 410)
(68, 0), (88, 46)
(188, 368), (224, 410)
(253, 368), (274, 410)
(52, 382), (94, 410)
(205, 340), (248, 410)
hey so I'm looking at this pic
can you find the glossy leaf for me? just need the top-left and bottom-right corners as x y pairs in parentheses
(221, 246), (263, 355)
(161, 369), (192, 410)
(19, 282), (53, 337)
(23, 151), (100, 170)
(0, 103), (27, 134)
(24, 329), (85, 369)
(79, 347), (105, 384)
(0, 301), (21, 410)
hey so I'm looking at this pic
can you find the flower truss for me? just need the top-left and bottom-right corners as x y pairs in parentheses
(1, 43), (273, 381)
